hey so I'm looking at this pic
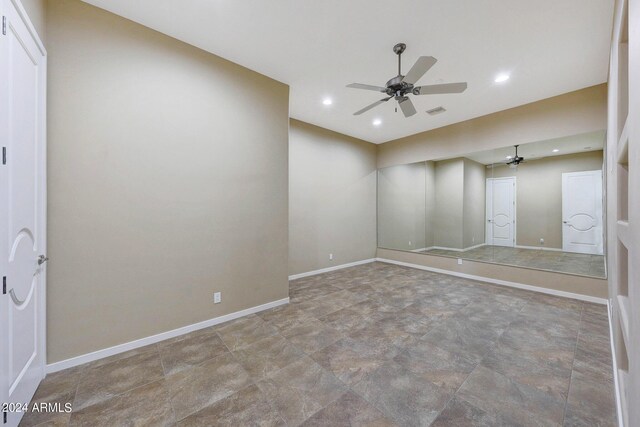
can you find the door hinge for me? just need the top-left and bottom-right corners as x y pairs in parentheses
(2, 16), (6, 36)
(2, 276), (6, 295)
(2, 147), (6, 165)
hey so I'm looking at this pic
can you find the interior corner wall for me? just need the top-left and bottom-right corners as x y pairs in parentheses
(425, 161), (436, 248)
(491, 150), (604, 249)
(377, 162), (427, 252)
(46, 0), (289, 363)
(434, 159), (464, 249)
(463, 158), (486, 248)
(289, 120), (377, 275)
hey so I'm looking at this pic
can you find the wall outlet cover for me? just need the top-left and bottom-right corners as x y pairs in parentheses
(214, 292), (221, 304)
(457, 258), (463, 265)
(329, 253), (333, 260)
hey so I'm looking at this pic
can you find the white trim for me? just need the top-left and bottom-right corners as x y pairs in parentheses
(375, 257), (607, 305)
(10, 0), (46, 55)
(411, 247), (432, 253)
(607, 300), (625, 427)
(428, 243), (486, 252)
(430, 246), (464, 252)
(46, 297), (289, 373)
(288, 258), (375, 280)
(461, 243), (486, 251)
(515, 245), (564, 252)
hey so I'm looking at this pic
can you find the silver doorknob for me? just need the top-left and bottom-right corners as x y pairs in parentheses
(38, 255), (49, 265)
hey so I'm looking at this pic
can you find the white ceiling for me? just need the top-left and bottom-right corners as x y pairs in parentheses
(464, 131), (606, 165)
(82, 0), (613, 144)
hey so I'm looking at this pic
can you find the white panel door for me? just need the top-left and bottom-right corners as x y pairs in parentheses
(0, 1), (47, 425)
(486, 177), (516, 247)
(562, 170), (603, 255)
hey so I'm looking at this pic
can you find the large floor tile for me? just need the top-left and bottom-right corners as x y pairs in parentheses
(69, 380), (174, 427)
(158, 330), (228, 376)
(301, 391), (396, 427)
(430, 396), (510, 427)
(257, 356), (346, 426)
(457, 366), (565, 426)
(280, 319), (344, 354)
(233, 334), (304, 379)
(311, 337), (398, 385)
(215, 315), (279, 351)
(73, 350), (164, 411)
(164, 352), (252, 421)
(352, 361), (451, 427)
(177, 384), (285, 427)
(394, 340), (477, 393)
(19, 366), (84, 427)
(564, 370), (616, 427)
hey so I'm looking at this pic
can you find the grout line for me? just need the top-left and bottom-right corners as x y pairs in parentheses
(562, 302), (584, 425)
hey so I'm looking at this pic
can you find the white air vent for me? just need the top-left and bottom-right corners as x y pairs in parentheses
(426, 106), (446, 115)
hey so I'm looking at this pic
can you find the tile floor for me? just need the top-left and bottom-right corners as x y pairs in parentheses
(20, 262), (615, 426)
(421, 246), (607, 278)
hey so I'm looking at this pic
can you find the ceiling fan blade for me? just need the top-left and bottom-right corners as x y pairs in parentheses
(398, 97), (417, 117)
(346, 83), (388, 93)
(353, 96), (392, 115)
(402, 56), (437, 85)
(413, 82), (468, 95)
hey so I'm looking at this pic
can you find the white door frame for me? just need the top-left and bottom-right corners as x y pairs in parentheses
(561, 170), (604, 255)
(0, 0), (47, 424)
(486, 177), (516, 247)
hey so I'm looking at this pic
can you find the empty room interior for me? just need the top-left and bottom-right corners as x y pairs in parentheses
(2, 0), (639, 426)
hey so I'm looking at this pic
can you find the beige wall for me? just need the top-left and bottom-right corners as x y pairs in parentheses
(425, 161), (436, 248)
(46, 0), (289, 362)
(491, 151), (604, 249)
(434, 159), (464, 249)
(377, 162), (426, 252)
(21, 0), (46, 43)
(377, 248), (608, 299)
(463, 158), (486, 248)
(377, 84), (607, 169)
(289, 120), (376, 275)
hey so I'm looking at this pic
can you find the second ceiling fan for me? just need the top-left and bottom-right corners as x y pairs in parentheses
(347, 43), (468, 117)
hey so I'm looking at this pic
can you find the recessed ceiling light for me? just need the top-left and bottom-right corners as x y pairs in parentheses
(506, 156), (512, 159)
(322, 98), (333, 106)
(552, 149), (559, 153)
(494, 73), (510, 83)
(373, 119), (382, 126)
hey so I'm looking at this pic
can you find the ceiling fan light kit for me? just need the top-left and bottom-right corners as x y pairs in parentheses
(347, 43), (468, 118)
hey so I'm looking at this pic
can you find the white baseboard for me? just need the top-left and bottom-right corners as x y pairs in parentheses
(46, 297), (290, 373)
(376, 257), (607, 305)
(515, 245), (563, 252)
(288, 258), (376, 280)
(462, 243), (486, 251)
(607, 301), (626, 427)
(429, 243), (486, 253)
(411, 247), (432, 252)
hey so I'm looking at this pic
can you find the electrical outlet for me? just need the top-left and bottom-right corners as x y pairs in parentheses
(409, 241), (412, 246)
(472, 237), (475, 244)
(329, 253), (333, 260)
(214, 292), (221, 304)
(457, 258), (463, 265)
(540, 238), (545, 245)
